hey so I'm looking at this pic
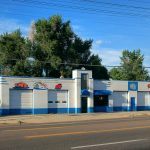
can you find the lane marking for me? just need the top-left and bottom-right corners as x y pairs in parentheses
(25, 125), (150, 139)
(71, 139), (148, 149)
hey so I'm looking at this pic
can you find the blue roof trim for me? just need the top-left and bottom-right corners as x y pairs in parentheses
(94, 90), (112, 95)
(81, 89), (90, 96)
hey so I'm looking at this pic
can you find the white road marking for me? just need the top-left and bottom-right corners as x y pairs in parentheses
(71, 139), (148, 149)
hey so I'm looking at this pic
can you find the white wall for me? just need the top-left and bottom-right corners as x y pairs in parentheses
(138, 81), (150, 91)
(94, 80), (128, 92)
(110, 92), (128, 107)
(1, 77), (75, 110)
(137, 92), (150, 106)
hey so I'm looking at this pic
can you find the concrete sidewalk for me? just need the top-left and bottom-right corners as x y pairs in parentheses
(0, 111), (150, 125)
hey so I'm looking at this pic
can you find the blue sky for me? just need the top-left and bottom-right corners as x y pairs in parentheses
(1, 0), (150, 68)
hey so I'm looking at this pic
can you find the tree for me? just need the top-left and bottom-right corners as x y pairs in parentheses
(109, 49), (149, 81)
(0, 15), (109, 79)
(31, 15), (109, 79)
(0, 29), (30, 76)
(109, 68), (123, 80)
(87, 54), (109, 79)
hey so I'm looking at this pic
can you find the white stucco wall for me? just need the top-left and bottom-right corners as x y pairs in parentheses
(1, 77), (75, 111)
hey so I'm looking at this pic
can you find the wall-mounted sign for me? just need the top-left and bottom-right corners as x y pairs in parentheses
(128, 82), (138, 91)
(14, 82), (29, 89)
(147, 84), (150, 88)
(33, 82), (48, 89)
(55, 84), (62, 89)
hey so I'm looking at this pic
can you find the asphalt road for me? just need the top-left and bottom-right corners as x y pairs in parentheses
(0, 117), (150, 150)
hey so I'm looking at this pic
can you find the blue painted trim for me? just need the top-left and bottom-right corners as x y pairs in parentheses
(94, 90), (112, 95)
(68, 108), (80, 113)
(113, 106), (129, 112)
(137, 106), (150, 111)
(33, 108), (48, 114)
(0, 80), (7, 82)
(94, 106), (113, 112)
(0, 83), (8, 85)
(48, 108), (67, 113)
(0, 108), (82, 115)
(48, 108), (81, 114)
(88, 107), (94, 113)
(9, 109), (33, 115)
(0, 109), (9, 115)
(2, 106), (150, 116)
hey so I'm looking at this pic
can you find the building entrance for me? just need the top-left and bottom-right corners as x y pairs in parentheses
(94, 95), (109, 112)
(81, 97), (87, 113)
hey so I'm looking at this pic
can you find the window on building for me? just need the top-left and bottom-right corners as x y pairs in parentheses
(94, 95), (108, 106)
(48, 101), (53, 103)
(81, 74), (88, 89)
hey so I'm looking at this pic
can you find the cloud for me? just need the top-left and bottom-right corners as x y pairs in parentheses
(95, 40), (103, 46)
(92, 48), (122, 66)
(0, 18), (29, 36)
(93, 39), (112, 49)
(144, 55), (150, 67)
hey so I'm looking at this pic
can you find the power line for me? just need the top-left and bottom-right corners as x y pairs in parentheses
(3, 58), (150, 69)
(126, 0), (150, 5)
(7, 0), (150, 18)
(1, 1), (150, 28)
(80, 0), (150, 11)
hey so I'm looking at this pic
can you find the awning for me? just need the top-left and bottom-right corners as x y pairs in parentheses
(94, 90), (112, 95)
(81, 89), (90, 96)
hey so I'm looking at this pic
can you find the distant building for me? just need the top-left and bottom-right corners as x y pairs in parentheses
(0, 69), (150, 115)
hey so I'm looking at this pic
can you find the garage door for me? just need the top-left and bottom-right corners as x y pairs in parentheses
(9, 89), (33, 114)
(111, 92), (128, 107)
(137, 92), (150, 106)
(48, 90), (68, 113)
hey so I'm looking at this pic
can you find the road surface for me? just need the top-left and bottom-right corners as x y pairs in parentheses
(0, 117), (150, 150)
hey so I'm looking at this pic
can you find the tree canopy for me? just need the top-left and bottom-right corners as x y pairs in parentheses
(0, 29), (31, 76)
(109, 49), (149, 81)
(0, 15), (109, 79)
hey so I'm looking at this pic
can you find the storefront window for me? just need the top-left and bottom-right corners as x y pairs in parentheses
(94, 95), (108, 106)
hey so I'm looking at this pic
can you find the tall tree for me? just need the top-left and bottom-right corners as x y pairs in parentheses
(109, 49), (149, 81)
(0, 15), (109, 79)
(0, 30), (30, 75)
(32, 15), (109, 79)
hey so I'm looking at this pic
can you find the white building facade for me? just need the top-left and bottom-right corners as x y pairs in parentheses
(0, 69), (150, 115)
